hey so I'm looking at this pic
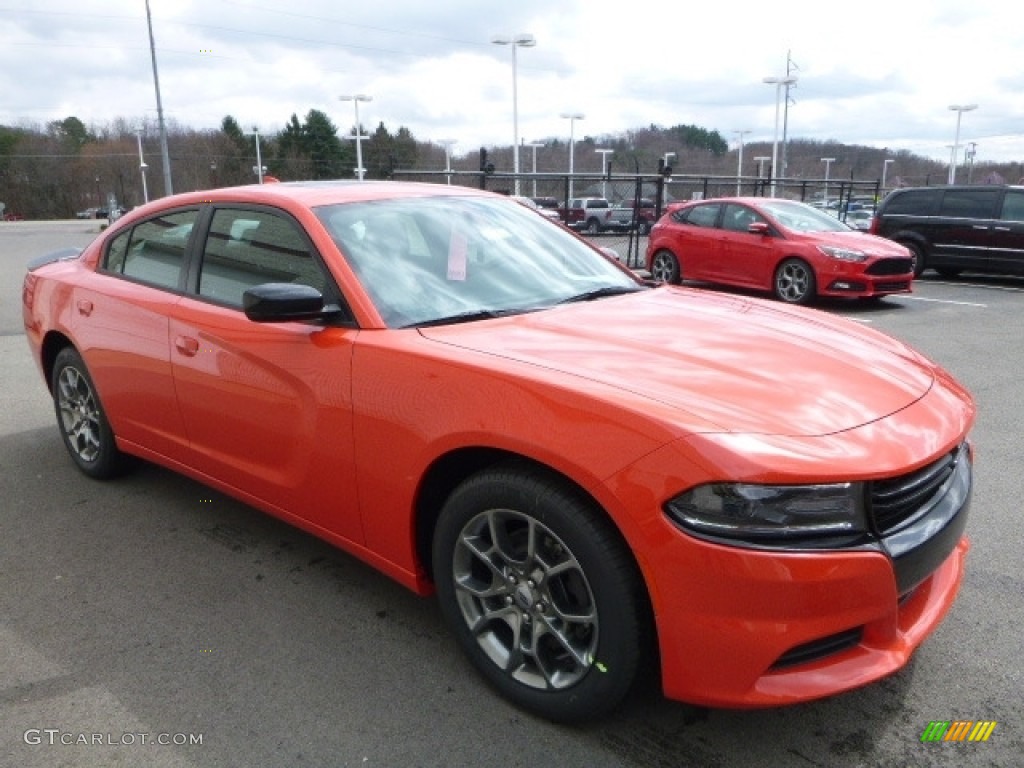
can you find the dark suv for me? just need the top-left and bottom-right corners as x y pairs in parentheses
(870, 185), (1024, 277)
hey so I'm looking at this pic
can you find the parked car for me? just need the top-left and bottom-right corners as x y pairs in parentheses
(23, 181), (974, 722)
(870, 184), (1024, 277)
(512, 195), (561, 222)
(559, 196), (618, 234)
(646, 197), (914, 304)
(610, 198), (659, 234)
(844, 209), (874, 231)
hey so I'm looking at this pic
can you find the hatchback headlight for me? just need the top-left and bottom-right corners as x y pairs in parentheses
(665, 482), (867, 544)
(818, 245), (868, 262)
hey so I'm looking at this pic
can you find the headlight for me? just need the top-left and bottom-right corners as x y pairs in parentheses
(818, 245), (867, 262)
(665, 482), (868, 545)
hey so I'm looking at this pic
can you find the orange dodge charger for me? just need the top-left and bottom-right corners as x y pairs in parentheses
(22, 181), (974, 722)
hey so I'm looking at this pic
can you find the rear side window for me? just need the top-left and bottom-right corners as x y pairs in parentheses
(678, 204), (720, 228)
(940, 189), (1001, 219)
(102, 210), (198, 290)
(883, 190), (942, 216)
(197, 209), (328, 307)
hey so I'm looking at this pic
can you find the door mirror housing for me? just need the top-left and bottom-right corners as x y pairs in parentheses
(243, 283), (329, 322)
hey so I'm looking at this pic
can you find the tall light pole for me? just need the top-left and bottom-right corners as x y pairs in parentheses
(821, 157), (835, 208)
(144, 0), (172, 196)
(438, 138), (456, 185)
(524, 141), (544, 197)
(560, 112), (584, 200)
(595, 148), (613, 198)
(881, 158), (895, 193)
(948, 104), (977, 184)
(135, 129), (149, 204)
(340, 94), (372, 181)
(763, 75), (797, 197)
(249, 127), (264, 184)
(492, 33), (536, 195)
(733, 130), (750, 195)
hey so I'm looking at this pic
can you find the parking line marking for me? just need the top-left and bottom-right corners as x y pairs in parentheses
(899, 296), (988, 308)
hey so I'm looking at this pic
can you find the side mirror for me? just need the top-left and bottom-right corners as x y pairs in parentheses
(748, 221), (771, 236)
(243, 282), (328, 322)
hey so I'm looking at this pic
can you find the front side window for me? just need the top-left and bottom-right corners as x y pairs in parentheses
(999, 191), (1024, 222)
(197, 209), (328, 307)
(102, 210), (198, 290)
(721, 204), (764, 233)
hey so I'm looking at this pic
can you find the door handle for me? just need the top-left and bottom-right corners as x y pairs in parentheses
(174, 336), (200, 356)
(76, 299), (93, 316)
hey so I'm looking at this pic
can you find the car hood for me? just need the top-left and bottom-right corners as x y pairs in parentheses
(793, 229), (906, 255)
(419, 288), (934, 437)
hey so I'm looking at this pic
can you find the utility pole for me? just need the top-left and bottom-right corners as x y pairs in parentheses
(145, 0), (173, 196)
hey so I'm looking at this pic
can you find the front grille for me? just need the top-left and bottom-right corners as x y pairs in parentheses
(870, 446), (962, 534)
(874, 280), (912, 292)
(770, 627), (863, 669)
(866, 257), (913, 275)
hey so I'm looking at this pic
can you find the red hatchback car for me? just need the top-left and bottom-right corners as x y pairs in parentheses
(23, 182), (973, 722)
(646, 197), (914, 303)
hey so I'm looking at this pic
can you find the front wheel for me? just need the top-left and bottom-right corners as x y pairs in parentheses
(584, 218), (601, 236)
(774, 257), (816, 304)
(51, 347), (127, 479)
(650, 249), (681, 284)
(432, 463), (647, 722)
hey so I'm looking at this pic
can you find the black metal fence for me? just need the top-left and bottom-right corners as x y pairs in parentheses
(390, 169), (886, 270)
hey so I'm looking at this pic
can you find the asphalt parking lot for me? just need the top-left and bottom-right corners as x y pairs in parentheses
(2, 220), (1021, 767)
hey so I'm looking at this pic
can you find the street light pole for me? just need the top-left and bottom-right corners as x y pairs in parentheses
(881, 158), (895, 193)
(820, 157), (835, 208)
(595, 148), (613, 198)
(340, 94), (373, 181)
(763, 75), (797, 197)
(144, 0), (172, 196)
(135, 129), (149, 204)
(438, 138), (456, 185)
(560, 112), (584, 200)
(492, 33), (536, 196)
(733, 130), (750, 195)
(948, 104), (978, 184)
(524, 141), (544, 197)
(250, 127), (264, 184)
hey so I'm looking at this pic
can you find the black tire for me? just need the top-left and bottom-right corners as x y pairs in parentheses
(432, 463), (647, 723)
(774, 257), (816, 304)
(904, 242), (926, 278)
(650, 249), (681, 284)
(584, 218), (601, 236)
(51, 347), (127, 479)
(637, 219), (652, 236)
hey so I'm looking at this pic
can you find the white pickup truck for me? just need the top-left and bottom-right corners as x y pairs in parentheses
(560, 197), (619, 234)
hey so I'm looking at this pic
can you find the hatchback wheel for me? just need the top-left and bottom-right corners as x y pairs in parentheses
(774, 258), (816, 304)
(432, 463), (647, 722)
(650, 249), (681, 284)
(52, 347), (126, 479)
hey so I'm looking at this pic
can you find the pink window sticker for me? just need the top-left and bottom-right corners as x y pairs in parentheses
(447, 228), (468, 281)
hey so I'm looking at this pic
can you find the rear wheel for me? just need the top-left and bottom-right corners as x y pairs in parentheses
(774, 258), (816, 304)
(650, 249), (681, 284)
(432, 463), (647, 722)
(51, 347), (127, 479)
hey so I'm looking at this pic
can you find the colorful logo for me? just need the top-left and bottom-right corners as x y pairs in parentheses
(921, 721), (997, 742)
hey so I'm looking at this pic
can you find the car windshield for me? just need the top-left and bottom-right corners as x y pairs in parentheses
(759, 200), (853, 233)
(315, 195), (643, 327)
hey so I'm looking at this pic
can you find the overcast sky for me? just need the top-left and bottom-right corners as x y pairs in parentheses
(2, 0), (1022, 167)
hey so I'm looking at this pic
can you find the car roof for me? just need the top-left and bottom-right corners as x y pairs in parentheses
(137, 180), (495, 212)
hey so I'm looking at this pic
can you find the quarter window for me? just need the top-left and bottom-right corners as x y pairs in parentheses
(198, 209), (328, 306)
